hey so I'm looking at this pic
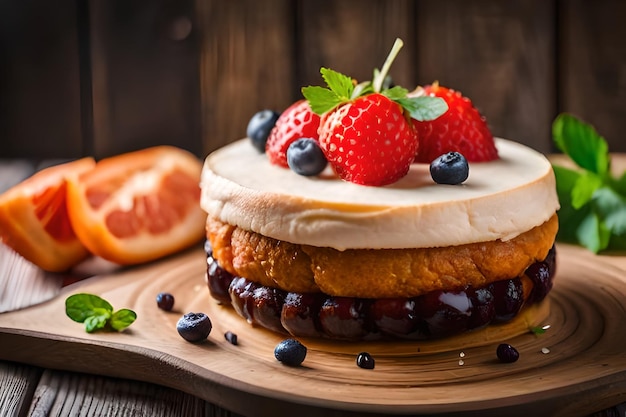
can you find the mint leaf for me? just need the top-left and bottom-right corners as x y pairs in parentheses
(66, 293), (113, 323)
(110, 309), (137, 331)
(85, 314), (110, 333)
(302, 38), (446, 121)
(593, 187), (626, 235)
(571, 172), (603, 209)
(382, 86), (410, 101)
(552, 113), (610, 176)
(576, 210), (611, 253)
(612, 171), (626, 195)
(551, 114), (626, 253)
(65, 293), (136, 333)
(321, 67), (354, 99)
(301, 86), (343, 115)
(397, 96), (448, 121)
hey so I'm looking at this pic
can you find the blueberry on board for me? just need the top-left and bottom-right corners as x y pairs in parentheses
(156, 292), (175, 311)
(274, 338), (307, 366)
(430, 152), (469, 185)
(176, 312), (212, 343)
(356, 352), (375, 369)
(286, 138), (327, 176)
(496, 343), (520, 363)
(247, 110), (280, 152)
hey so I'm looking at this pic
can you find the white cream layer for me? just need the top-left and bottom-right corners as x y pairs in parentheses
(200, 139), (559, 250)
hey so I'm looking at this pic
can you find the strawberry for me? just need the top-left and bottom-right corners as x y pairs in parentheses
(265, 100), (320, 168)
(302, 38), (448, 186)
(318, 93), (417, 185)
(412, 84), (498, 163)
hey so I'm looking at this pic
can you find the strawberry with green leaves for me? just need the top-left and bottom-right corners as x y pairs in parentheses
(302, 39), (448, 186)
(412, 83), (498, 163)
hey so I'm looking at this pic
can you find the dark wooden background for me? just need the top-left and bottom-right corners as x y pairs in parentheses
(1, 0), (625, 161)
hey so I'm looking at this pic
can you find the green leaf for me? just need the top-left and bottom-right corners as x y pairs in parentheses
(552, 164), (581, 202)
(571, 172), (603, 209)
(301, 86), (342, 115)
(576, 210), (611, 253)
(109, 309), (137, 331)
(320, 67), (354, 99)
(66, 293), (113, 323)
(382, 86), (410, 101)
(85, 314), (110, 333)
(592, 187), (626, 235)
(396, 96), (448, 121)
(552, 113), (610, 176)
(611, 171), (626, 196)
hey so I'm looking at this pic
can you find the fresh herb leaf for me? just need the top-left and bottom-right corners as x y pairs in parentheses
(301, 38), (447, 121)
(65, 293), (113, 323)
(553, 113), (610, 177)
(65, 293), (137, 333)
(109, 309), (137, 331)
(396, 96), (449, 122)
(576, 210), (611, 253)
(301, 85), (342, 115)
(85, 314), (110, 333)
(552, 114), (626, 253)
(321, 67), (354, 99)
(529, 326), (546, 335)
(571, 172), (603, 209)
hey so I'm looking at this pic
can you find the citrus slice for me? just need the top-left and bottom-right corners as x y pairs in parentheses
(0, 158), (96, 272)
(66, 146), (206, 265)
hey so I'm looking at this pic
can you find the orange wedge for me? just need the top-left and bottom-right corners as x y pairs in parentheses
(0, 158), (96, 271)
(66, 146), (206, 265)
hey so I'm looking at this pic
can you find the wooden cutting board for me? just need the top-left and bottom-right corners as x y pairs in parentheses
(0, 243), (625, 417)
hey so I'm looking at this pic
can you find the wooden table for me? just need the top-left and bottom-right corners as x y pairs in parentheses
(1, 158), (625, 417)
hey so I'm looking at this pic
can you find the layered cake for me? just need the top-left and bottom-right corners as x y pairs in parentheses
(200, 39), (559, 341)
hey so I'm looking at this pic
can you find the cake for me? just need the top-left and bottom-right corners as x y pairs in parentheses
(200, 137), (559, 340)
(199, 39), (559, 341)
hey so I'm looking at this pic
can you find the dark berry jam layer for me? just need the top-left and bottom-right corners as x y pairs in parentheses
(206, 243), (556, 341)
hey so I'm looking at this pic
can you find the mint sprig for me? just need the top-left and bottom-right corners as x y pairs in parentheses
(302, 38), (448, 121)
(552, 113), (626, 253)
(66, 293), (137, 333)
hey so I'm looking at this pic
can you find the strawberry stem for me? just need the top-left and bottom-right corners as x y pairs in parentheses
(372, 38), (403, 93)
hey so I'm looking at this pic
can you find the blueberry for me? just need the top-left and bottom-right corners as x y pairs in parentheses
(430, 152), (469, 185)
(274, 338), (307, 366)
(156, 292), (175, 311)
(247, 110), (279, 152)
(286, 138), (327, 176)
(496, 343), (520, 363)
(176, 312), (212, 343)
(224, 330), (238, 345)
(356, 352), (375, 369)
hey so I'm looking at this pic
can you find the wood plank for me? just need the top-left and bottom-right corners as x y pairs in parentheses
(0, 0), (83, 159)
(298, 0), (417, 91)
(0, 362), (42, 417)
(196, 0), (295, 155)
(89, 0), (202, 159)
(27, 369), (240, 417)
(559, 0), (626, 153)
(415, 0), (556, 153)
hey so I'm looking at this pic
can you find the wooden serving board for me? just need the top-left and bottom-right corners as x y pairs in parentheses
(0, 244), (625, 417)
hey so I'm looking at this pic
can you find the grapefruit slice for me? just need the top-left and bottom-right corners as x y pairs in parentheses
(66, 146), (206, 265)
(0, 158), (96, 272)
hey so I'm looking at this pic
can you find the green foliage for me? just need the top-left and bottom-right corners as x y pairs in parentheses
(552, 114), (626, 253)
(66, 293), (136, 333)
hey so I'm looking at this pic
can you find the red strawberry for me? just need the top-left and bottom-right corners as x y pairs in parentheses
(265, 100), (320, 168)
(318, 93), (418, 186)
(413, 84), (498, 163)
(302, 39), (447, 186)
